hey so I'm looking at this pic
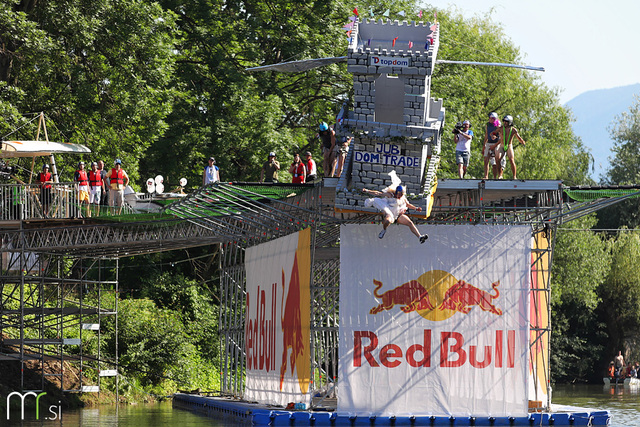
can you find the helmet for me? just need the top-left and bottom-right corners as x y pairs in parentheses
(78, 161), (85, 167)
(395, 185), (404, 195)
(319, 122), (329, 132)
(43, 164), (50, 169)
(268, 152), (276, 157)
(91, 162), (97, 167)
(502, 115), (513, 125)
(489, 112), (498, 119)
(462, 120), (471, 126)
(115, 158), (122, 165)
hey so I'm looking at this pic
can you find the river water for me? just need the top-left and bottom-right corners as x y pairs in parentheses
(5, 384), (639, 426)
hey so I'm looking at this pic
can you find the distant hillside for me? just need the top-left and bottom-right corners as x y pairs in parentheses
(565, 83), (640, 182)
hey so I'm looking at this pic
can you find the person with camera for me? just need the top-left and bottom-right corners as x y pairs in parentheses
(491, 115), (526, 179)
(453, 120), (473, 179)
(288, 153), (307, 184)
(260, 152), (280, 183)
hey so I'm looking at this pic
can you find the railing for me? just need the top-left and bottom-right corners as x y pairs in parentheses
(0, 183), (81, 220)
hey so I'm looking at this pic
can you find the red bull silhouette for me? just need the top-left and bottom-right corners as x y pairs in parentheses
(440, 280), (502, 315)
(369, 279), (435, 314)
(279, 254), (304, 390)
(369, 272), (503, 318)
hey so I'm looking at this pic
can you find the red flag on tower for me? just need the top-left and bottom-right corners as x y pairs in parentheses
(353, 7), (359, 16)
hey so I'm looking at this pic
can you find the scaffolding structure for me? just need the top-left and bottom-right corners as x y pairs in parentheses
(2, 180), (638, 404)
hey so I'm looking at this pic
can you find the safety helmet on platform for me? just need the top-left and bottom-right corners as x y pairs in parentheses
(462, 120), (471, 126)
(319, 122), (329, 132)
(78, 161), (85, 167)
(91, 162), (97, 167)
(502, 115), (513, 125)
(115, 158), (122, 165)
(489, 112), (498, 119)
(43, 164), (49, 169)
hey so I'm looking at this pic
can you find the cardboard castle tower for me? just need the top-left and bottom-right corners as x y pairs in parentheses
(334, 19), (445, 212)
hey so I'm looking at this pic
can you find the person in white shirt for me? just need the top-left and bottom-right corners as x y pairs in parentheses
(203, 157), (220, 185)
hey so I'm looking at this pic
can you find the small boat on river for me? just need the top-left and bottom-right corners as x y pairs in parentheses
(603, 377), (640, 387)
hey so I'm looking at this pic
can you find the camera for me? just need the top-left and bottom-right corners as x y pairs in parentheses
(452, 122), (463, 135)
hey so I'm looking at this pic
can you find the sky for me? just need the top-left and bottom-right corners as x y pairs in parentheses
(439, 0), (640, 104)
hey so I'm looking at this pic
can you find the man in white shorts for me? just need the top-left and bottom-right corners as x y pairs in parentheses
(88, 162), (103, 217)
(363, 185), (428, 244)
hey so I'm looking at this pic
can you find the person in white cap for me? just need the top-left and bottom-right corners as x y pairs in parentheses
(491, 115), (527, 179)
(260, 152), (280, 183)
(454, 120), (473, 179)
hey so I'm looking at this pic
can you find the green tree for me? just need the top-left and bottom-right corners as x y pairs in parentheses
(431, 8), (591, 184)
(550, 215), (610, 381)
(599, 230), (640, 355)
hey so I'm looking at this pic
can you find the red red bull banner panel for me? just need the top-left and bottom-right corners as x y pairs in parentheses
(339, 224), (531, 417)
(244, 229), (311, 407)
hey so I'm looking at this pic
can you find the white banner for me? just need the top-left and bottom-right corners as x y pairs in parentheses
(244, 229), (311, 406)
(339, 224), (530, 417)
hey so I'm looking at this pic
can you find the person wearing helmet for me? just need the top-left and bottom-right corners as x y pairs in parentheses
(362, 184), (428, 244)
(37, 164), (53, 218)
(260, 152), (280, 183)
(317, 122), (336, 177)
(74, 161), (90, 218)
(491, 115), (527, 179)
(108, 158), (129, 214)
(483, 112), (505, 179)
(454, 120), (473, 179)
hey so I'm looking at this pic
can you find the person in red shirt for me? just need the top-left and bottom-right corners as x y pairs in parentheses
(305, 151), (317, 182)
(37, 164), (53, 218)
(288, 153), (306, 184)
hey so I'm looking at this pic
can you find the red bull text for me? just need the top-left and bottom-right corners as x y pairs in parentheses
(245, 283), (277, 371)
(353, 330), (516, 369)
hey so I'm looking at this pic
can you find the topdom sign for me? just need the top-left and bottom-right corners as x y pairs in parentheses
(370, 55), (410, 68)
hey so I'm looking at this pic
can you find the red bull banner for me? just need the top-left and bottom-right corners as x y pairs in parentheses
(244, 228), (311, 406)
(339, 224), (531, 417)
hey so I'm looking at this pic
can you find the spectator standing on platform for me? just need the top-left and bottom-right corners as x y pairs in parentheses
(108, 159), (129, 215)
(289, 153), (306, 184)
(97, 160), (108, 206)
(483, 112), (502, 179)
(454, 120), (473, 179)
(74, 161), (90, 218)
(305, 152), (317, 182)
(318, 122), (336, 177)
(203, 157), (220, 185)
(37, 164), (53, 218)
(336, 136), (352, 177)
(88, 162), (103, 217)
(260, 152), (280, 183)
(492, 115), (527, 179)
(362, 185), (428, 244)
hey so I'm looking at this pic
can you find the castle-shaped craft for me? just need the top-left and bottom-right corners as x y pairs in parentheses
(334, 19), (445, 213)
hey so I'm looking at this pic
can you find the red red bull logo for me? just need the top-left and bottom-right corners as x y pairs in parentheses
(369, 270), (502, 321)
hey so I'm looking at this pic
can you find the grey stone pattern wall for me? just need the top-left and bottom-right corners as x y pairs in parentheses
(334, 19), (445, 214)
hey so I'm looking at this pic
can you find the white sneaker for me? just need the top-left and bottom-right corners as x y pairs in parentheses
(378, 229), (386, 239)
